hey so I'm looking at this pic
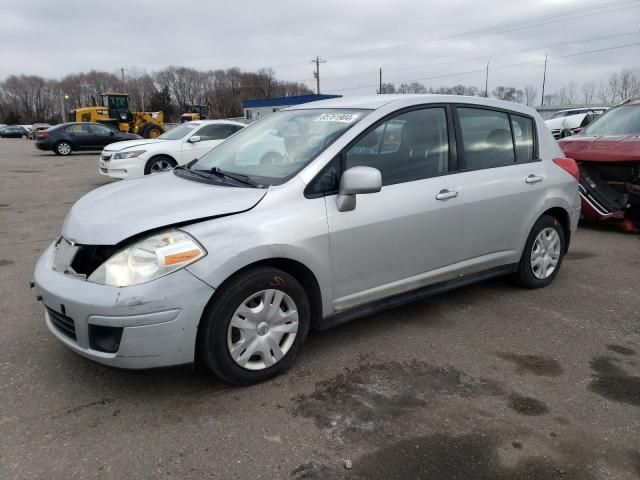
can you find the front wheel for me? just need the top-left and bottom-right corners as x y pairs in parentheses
(197, 267), (310, 385)
(144, 156), (176, 174)
(514, 215), (565, 288)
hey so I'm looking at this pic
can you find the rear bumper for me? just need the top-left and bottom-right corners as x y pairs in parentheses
(35, 142), (52, 151)
(34, 242), (215, 369)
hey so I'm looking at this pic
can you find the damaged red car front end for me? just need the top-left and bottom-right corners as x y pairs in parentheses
(559, 100), (640, 233)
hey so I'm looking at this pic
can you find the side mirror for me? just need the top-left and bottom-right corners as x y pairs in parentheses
(188, 135), (201, 143)
(336, 166), (382, 212)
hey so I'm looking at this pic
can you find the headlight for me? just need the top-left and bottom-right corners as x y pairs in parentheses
(87, 230), (205, 287)
(114, 150), (146, 159)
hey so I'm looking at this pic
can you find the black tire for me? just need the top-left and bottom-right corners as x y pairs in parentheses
(559, 128), (573, 139)
(197, 266), (311, 385)
(514, 214), (566, 289)
(140, 122), (164, 139)
(144, 155), (176, 175)
(54, 141), (72, 156)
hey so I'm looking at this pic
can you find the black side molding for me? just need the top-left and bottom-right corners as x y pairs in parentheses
(315, 264), (518, 331)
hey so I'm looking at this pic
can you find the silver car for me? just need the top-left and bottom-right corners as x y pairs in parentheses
(34, 95), (581, 385)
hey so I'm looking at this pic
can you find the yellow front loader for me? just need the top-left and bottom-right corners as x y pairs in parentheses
(69, 93), (164, 138)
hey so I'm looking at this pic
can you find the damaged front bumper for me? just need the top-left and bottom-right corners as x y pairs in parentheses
(33, 242), (215, 369)
(578, 162), (640, 232)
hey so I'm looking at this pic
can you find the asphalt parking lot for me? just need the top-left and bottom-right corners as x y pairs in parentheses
(1, 138), (639, 480)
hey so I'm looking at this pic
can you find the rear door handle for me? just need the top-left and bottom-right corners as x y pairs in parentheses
(435, 189), (459, 200)
(526, 174), (544, 184)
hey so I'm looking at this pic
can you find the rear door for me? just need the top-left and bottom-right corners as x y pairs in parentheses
(452, 105), (545, 266)
(322, 106), (465, 311)
(66, 124), (93, 150)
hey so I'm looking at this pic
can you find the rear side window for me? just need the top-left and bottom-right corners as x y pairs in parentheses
(511, 115), (535, 163)
(458, 108), (514, 170)
(345, 107), (450, 186)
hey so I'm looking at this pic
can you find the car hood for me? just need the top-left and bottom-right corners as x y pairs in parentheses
(545, 114), (585, 130)
(62, 172), (268, 245)
(559, 134), (640, 162)
(103, 138), (166, 152)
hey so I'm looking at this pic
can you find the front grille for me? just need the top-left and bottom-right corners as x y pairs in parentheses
(46, 307), (76, 341)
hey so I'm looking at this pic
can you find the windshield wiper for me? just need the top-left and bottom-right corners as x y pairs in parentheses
(173, 165), (215, 181)
(196, 167), (262, 188)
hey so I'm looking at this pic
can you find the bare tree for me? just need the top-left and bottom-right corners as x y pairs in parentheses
(581, 82), (595, 105)
(524, 85), (538, 106)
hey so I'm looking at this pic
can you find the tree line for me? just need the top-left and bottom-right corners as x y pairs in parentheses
(0, 66), (312, 124)
(378, 67), (640, 107)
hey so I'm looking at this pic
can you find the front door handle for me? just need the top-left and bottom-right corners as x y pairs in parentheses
(435, 189), (458, 200)
(526, 174), (544, 184)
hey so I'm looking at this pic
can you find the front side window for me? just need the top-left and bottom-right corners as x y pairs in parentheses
(345, 107), (449, 186)
(90, 124), (113, 136)
(583, 106), (640, 135)
(458, 108), (514, 170)
(196, 124), (235, 141)
(190, 109), (368, 186)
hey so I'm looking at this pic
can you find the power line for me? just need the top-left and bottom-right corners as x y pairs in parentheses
(297, 29), (640, 83)
(324, 40), (640, 93)
(267, 0), (640, 71)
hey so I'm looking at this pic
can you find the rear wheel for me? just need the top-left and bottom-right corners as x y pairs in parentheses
(54, 141), (72, 156)
(514, 215), (565, 288)
(144, 155), (176, 175)
(197, 267), (310, 385)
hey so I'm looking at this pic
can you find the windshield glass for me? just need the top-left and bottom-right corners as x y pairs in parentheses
(190, 109), (368, 185)
(583, 106), (640, 135)
(158, 123), (198, 140)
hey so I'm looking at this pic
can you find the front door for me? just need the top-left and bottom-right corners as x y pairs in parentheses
(324, 106), (464, 311)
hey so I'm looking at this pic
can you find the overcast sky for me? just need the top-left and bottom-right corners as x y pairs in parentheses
(2, 0), (639, 95)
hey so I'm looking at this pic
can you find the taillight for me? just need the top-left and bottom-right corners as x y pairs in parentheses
(553, 157), (580, 181)
(36, 132), (48, 139)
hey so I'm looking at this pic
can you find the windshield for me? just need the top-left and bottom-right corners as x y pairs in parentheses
(189, 109), (368, 186)
(158, 123), (199, 140)
(583, 106), (640, 136)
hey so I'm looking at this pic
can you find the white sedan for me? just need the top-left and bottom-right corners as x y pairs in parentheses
(99, 120), (246, 179)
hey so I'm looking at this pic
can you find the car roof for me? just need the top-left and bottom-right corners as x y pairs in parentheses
(286, 94), (539, 115)
(191, 119), (246, 127)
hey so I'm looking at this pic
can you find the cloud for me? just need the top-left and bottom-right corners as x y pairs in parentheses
(0, 0), (637, 95)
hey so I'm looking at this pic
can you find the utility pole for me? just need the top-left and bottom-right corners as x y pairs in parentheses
(311, 56), (326, 95)
(121, 68), (126, 91)
(379, 67), (382, 94)
(541, 54), (548, 107)
(484, 61), (490, 98)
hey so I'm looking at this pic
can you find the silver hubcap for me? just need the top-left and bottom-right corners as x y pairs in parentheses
(227, 289), (299, 371)
(531, 227), (561, 279)
(58, 143), (70, 154)
(150, 159), (172, 173)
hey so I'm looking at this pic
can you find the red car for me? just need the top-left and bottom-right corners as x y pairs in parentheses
(559, 99), (640, 233)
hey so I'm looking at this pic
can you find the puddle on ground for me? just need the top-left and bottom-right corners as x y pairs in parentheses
(496, 352), (564, 377)
(291, 433), (589, 480)
(0, 259), (14, 267)
(588, 356), (640, 407)
(508, 393), (549, 416)
(606, 345), (636, 356)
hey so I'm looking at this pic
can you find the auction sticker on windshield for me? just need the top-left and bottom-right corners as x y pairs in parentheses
(314, 112), (360, 123)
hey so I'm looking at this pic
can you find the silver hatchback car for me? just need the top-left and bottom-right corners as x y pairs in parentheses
(34, 95), (581, 385)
